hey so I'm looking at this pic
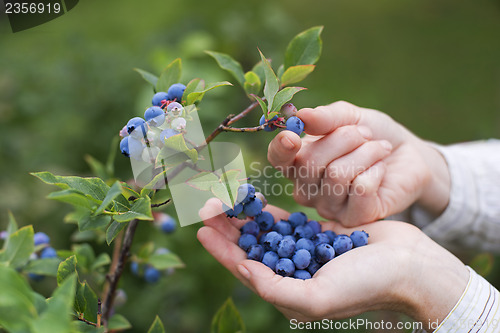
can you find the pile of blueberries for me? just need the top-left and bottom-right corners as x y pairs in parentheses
(119, 83), (187, 162)
(259, 103), (305, 136)
(29, 232), (59, 281)
(228, 184), (369, 280)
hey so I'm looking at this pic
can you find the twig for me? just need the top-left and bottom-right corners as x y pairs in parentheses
(219, 124), (267, 132)
(101, 219), (139, 326)
(227, 100), (261, 126)
(97, 299), (102, 328)
(75, 316), (97, 327)
(151, 198), (172, 208)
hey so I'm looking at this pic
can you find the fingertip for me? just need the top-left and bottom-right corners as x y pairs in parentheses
(267, 131), (301, 167)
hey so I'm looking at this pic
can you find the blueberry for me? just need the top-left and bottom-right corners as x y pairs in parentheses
(262, 231), (283, 252)
(120, 136), (144, 160)
(294, 270), (312, 280)
(324, 230), (337, 244)
(167, 83), (186, 102)
(350, 230), (369, 247)
(281, 103), (298, 119)
(120, 137), (131, 157)
(222, 202), (244, 218)
(156, 213), (176, 233)
(243, 198), (263, 217)
(312, 233), (330, 247)
(144, 266), (161, 283)
(315, 244), (335, 264)
(28, 273), (45, 282)
(241, 221), (260, 237)
(127, 117), (148, 139)
(277, 237), (296, 258)
(333, 234), (353, 255)
(259, 232), (269, 245)
(293, 249), (312, 270)
(306, 220), (322, 234)
(275, 258), (295, 277)
(307, 258), (322, 276)
(166, 102), (184, 117)
(259, 115), (278, 132)
(144, 106), (165, 127)
(40, 247), (57, 259)
(160, 128), (180, 143)
(152, 92), (169, 107)
(130, 262), (139, 275)
(238, 234), (258, 252)
(293, 225), (314, 239)
(255, 192), (267, 208)
(247, 244), (264, 261)
(295, 238), (315, 256)
(285, 116), (304, 136)
(288, 212), (307, 228)
(262, 251), (279, 270)
(272, 220), (293, 236)
(237, 184), (256, 204)
(255, 211), (274, 231)
(34, 232), (50, 246)
(283, 235), (296, 243)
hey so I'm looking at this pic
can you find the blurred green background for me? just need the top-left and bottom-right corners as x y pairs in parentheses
(0, 0), (499, 332)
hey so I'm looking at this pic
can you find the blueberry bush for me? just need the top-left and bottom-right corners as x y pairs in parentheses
(0, 27), (325, 333)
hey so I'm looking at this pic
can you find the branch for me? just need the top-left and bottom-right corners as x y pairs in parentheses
(151, 198), (171, 208)
(75, 316), (97, 327)
(101, 219), (139, 326)
(219, 124), (267, 132)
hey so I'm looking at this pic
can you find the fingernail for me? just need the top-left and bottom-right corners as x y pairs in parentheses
(380, 140), (392, 151)
(357, 126), (372, 139)
(237, 264), (251, 280)
(280, 135), (295, 150)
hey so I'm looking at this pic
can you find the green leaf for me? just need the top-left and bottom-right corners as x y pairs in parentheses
(211, 298), (245, 333)
(84, 154), (108, 181)
(72, 321), (105, 333)
(91, 253), (111, 271)
(113, 197), (153, 222)
(32, 172), (110, 202)
(211, 182), (237, 207)
(105, 136), (119, 178)
(205, 51), (245, 86)
(24, 258), (61, 277)
(0, 225), (34, 269)
(79, 211), (112, 232)
(156, 58), (182, 93)
(94, 181), (123, 215)
(134, 68), (159, 89)
(74, 281), (87, 316)
(47, 189), (98, 209)
(73, 244), (95, 272)
(33, 274), (77, 333)
(147, 316), (165, 333)
(280, 65), (315, 86)
(140, 170), (167, 198)
(57, 255), (77, 285)
(284, 26), (323, 69)
(270, 87), (306, 113)
(81, 282), (99, 323)
(258, 49), (279, 112)
(106, 220), (127, 245)
(182, 78), (205, 103)
(249, 94), (267, 118)
(2, 211), (18, 251)
(243, 71), (261, 96)
(137, 242), (155, 260)
(32, 291), (48, 315)
(186, 172), (219, 191)
(108, 314), (132, 330)
(0, 265), (37, 332)
(148, 252), (184, 270)
(276, 64), (285, 80)
(186, 81), (233, 105)
(156, 133), (198, 168)
(251, 61), (266, 87)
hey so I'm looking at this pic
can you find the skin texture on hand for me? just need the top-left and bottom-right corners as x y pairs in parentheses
(198, 198), (469, 331)
(267, 101), (451, 226)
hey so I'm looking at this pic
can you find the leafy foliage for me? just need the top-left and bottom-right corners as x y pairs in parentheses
(211, 298), (245, 333)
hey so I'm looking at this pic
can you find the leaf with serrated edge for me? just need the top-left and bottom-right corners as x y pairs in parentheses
(156, 58), (182, 93)
(148, 316), (165, 333)
(205, 51), (245, 86)
(186, 172), (219, 191)
(284, 26), (323, 69)
(281, 65), (315, 86)
(134, 68), (159, 89)
(271, 87), (306, 113)
(258, 49), (279, 112)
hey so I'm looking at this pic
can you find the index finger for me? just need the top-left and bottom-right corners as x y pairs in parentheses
(298, 101), (361, 136)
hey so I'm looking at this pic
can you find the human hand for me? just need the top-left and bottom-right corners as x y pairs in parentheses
(198, 198), (468, 330)
(267, 101), (451, 226)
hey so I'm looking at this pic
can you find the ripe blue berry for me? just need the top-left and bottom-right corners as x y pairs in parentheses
(277, 237), (296, 258)
(130, 262), (139, 275)
(144, 266), (161, 283)
(247, 244), (264, 261)
(160, 128), (180, 143)
(152, 92), (169, 107)
(324, 230), (337, 244)
(350, 230), (369, 247)
(312, 233), (330, 247)
(295, 238), (315, 256)
(288, 212), (307, 228)
(333, 234), (353, 255)
(255, 192), (267, 208)
(237, 183), (256, 204)
(307, 258), (322, 276)
(40, 247), (57, 259)
(222, 202), (244, 218)
(255, 211), (274, 231)
(306, 220), (322, 234)
(315, 243), (335, 264)
(262, 231), (283, 252)
(127, 117), (148, 139)
(34, 232), (50, 246)
(293, 270), (312, 280)
(285, 116), (304, 136)
(293, 249), (312, 270)
(144, 106), (165, 127)
(28, 273), (45, 282)
(241, 221), (260, 237)
(167, 83), (186, 102)
(156, 213), (176, 233)
(293, 225), (314, 239)
(259, 115), (278, 132)
(262, 251), (279, 270)
(259, 232), (269, 245)
(238, 234), (258, 252)
(275, 258), (295, 277)
(243, 198), (263, 217)
(119, 136), (144, 160)
(272, 220), (293, 236)
(281, 103), (298, 119)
